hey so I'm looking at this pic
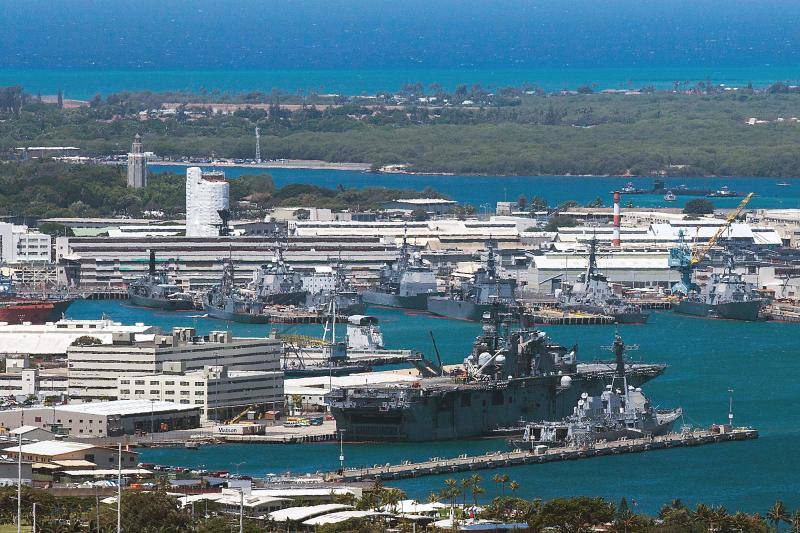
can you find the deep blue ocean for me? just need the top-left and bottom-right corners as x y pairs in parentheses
(67, 300), (799, 515)
(151, 164), (800, 210)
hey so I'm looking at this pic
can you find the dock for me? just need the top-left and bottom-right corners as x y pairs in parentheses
(523, 309), (615, 325)
(324, 428), (758, 482)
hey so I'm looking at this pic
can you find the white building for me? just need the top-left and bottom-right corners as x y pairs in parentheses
(0, 223), (51, 263)
(0, 359), (68, 398)
(0, 318), (157, 357)
(116, 364), (283, 420)
(67, 328), (283, 401)
(126, 134), (148, 189)
(185, 167), (229, 237)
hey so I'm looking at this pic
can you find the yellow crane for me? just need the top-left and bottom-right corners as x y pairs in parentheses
(690, 192), (754, 266)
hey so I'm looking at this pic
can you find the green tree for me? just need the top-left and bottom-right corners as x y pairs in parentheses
(544, 215), (579, 232)
(529, 196), (548, 211)
(768, 500), (790, 532)
(410, 208), (429, 221)
(683, 198), (715, 215)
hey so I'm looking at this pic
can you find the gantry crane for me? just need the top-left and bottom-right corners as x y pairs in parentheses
(669, 193), (754, 294)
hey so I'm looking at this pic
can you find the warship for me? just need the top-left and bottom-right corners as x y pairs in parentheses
(558, 238), (649, 324)
(304, 264), (365, 316)
(327, 305), (666, 441)
(362, 229), (438, 310)
(427, 241), (517, 322)
(674, 254), (764, 321)
(250, 242), (308, 305)
(127, 251), (194, 310)
(509, 335), (681, 449)
(203, 259), (269, 323)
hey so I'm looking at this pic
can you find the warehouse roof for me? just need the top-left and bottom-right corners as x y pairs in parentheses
(303, 510), (383, 526)
(269, 504), (353, 522)
(3, 440), (96, 456)
(54, 400), (199, 416)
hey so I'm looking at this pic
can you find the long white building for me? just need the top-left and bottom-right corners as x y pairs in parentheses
(186, 167), (229, 237)
(67, 328), (283, 401)
(116, 364), (283, 421)
(0, 318), (157, 357)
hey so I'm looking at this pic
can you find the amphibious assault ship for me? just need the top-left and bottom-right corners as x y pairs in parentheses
(558, 238), (649, 324)
(327, 305), (666, 441)
(509, 335), (681, 449)
(361, 229), (438, 310)
(127, 251), (194, 311)
(427, 241), (517, 321)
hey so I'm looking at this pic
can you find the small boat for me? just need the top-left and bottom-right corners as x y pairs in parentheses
(664, 191), (676, 202)
(619, 182), (646, 194)
(777, 181), (791, 187)
(184, 441), (199, 450)
(707, 186), (742, 198)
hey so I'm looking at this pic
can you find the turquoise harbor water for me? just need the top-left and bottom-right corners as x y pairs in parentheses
(151, 164), (800, 210)
(67, 300), (798, 514)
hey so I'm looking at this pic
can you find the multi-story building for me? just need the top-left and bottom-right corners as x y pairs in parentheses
(126, 134), (148, 188)
(0, 223), (51, 263)
(67, 328), (283, 401)
(186, 167), (229, 237)
(116, 364), (283, 421)
(0, 401), (200, 437)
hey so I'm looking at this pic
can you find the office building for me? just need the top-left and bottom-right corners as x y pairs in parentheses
(67, 328), (282, 401)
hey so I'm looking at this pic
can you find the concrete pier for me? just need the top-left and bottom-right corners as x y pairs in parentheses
(324, 428), (758, 482)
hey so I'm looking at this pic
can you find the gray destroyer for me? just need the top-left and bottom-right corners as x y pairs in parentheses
(327, 306), (666, 441)
(558, 238), (649, 324)
(127, 251), (194, 311)
(427, 241), (517, 321)
(362, 230), (438, 310)
(251, 244), (308, 306)
(203, 259), (269, 323)
(509, 335), (681, 449)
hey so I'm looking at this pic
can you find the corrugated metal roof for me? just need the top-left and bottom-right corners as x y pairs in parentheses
(55, 400), (199, 416)
(3, 440), (95, 456)
(270, 504), (353, 522)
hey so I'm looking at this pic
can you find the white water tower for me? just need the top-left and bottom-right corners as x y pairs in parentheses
(185, 166), (229, 237)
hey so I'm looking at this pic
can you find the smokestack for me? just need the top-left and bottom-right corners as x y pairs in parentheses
(612, 191), (621, 247)
(149, 250), (156, 276)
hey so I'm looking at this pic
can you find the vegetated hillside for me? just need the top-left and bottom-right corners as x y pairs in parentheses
(4, 89), (800, 176)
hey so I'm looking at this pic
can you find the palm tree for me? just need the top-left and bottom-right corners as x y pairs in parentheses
(469, 474), (484, 512)
(789, 509), (800, 533)
(509, 481), (519, 493)
(491, 474), (503, 498)
(768, 500), (790, 532)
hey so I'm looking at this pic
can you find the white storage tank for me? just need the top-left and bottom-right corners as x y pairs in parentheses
(185, 166), (229, 237)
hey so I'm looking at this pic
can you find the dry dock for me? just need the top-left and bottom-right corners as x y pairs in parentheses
(325, 428), (757, 482)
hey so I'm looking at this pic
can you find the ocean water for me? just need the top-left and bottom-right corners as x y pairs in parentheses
(67, 300), (799, 515)
(3, 66), (800, 100)
(150, 164), (800, 210)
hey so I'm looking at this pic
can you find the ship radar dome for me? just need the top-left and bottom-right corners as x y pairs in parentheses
(560, 375), (573, 388)
(477, 352), (492, 366)
(495, 354), (506, 365)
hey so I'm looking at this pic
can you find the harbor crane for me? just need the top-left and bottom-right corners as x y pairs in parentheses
(669, 193), (754, 294)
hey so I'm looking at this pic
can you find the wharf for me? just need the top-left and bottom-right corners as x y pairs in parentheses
(267, 310), (325, 324)
(81, 290), (128, 300)
(324, 428), (758, 482)
(765, 303), (800, 323)
(524, 309), (614, 325)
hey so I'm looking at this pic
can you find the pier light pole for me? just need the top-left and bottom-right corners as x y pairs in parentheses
(338, 429), (345, 473)
(728, 388), (734, 427)
(238, 488), (244, 533)
(117, 443), (122, 533)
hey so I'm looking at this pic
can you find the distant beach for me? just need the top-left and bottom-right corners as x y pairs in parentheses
(153, 159), (371, 172)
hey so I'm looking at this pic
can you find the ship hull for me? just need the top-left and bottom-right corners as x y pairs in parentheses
(203, 304), (270, 324)
(563, 304), (648, 324)
(0, 298), (75, 325)
(262, 291), (308, 306)
(426, 297), (491, 322)
(330, 367), (663, 442)
(362, 291), (429, 310)
(128, 293), (194, 311)
(674, 299), (762, 321)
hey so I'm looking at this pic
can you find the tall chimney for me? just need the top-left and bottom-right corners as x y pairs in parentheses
(612, 191), (621, 247)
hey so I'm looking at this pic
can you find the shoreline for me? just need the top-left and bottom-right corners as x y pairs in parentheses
(151, 159), (372, 172)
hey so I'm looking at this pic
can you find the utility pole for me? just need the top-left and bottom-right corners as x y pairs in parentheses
(255, 127), (261, 163)
(32, 502), (36, 533)
(17, 430), (21, 533)
(117, 443), (122, 533)
(239, 488), (244, 533)
(728, 388), (735, 427)
(338, 429), (345, 472)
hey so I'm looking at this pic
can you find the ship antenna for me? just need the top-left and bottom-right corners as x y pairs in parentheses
(728, 388), (734, 427)
(428, 331), (443, 376)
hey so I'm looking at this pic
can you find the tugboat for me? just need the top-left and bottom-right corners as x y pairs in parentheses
(362, 227), (439, 310)
(327, 303), (667, 441)
(558, 237), (649, 324)
(674, 253), (764, 321)
(509, 335), (682, 449)
(203, 259), (269, 323)
(707, 186), (743, 198)
(427, 240), (517, 321)
(127, 251), (194, 310)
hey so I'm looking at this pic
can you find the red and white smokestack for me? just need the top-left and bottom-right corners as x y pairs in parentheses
(612, 191), (621, 247)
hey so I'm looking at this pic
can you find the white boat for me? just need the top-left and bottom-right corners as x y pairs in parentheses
(777, 181), (791, 187)
(664, 191), (676, 202)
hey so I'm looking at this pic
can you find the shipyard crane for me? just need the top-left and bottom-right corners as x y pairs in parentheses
(669, 193), (754, 294)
